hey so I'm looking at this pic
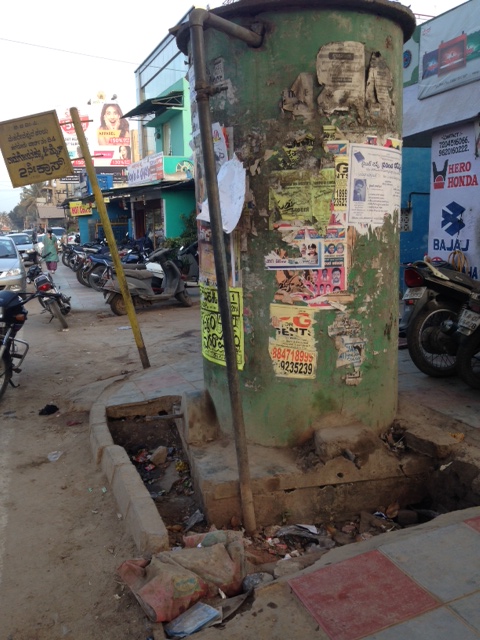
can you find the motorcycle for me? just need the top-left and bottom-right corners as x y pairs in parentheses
(85, 246), (154, 291)
(0, 286), (69, 398)
(101, 247), (191, 316)
(26, 264), (71, 329)
(449, 289), (480, 389)
(401, 260), (478, 377)
(0, 291), (31, 399)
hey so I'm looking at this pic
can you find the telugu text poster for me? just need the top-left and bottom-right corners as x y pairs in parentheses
(347, 143), (402, 229)
(200, 285), (244, 369)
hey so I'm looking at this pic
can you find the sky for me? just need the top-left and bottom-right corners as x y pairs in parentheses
(0, 0), (469, 213)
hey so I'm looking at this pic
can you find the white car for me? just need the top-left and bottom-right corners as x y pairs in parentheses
(6, 232), (36, 264)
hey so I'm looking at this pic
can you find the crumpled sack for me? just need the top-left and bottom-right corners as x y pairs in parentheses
(117, 532), (245, 622)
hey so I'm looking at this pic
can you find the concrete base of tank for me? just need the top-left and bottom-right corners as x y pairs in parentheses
(176, 390), (435, 528)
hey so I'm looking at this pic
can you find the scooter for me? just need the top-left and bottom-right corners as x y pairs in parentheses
(401, 260), (478, 377)
(101, 247), (191, 316)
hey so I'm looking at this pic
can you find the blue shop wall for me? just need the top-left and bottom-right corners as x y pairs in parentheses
(164, 189), (195, 239)
(77, 200), (130, 243)
(401, 147), (431, 267)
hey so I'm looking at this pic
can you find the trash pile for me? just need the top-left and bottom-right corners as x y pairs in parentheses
(117, 500), (441, 637)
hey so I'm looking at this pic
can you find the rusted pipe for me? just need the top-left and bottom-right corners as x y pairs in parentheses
(189, 8), (263, 48)
(189, 10), (262, 535)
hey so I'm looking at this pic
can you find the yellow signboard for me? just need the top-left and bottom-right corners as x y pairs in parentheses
(69, 201), (92, 217)
(0, 110), (73, 187)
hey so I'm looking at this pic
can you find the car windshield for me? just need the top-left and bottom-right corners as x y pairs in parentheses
(0, 238), (17, 258)
(8, 234), (30, 245)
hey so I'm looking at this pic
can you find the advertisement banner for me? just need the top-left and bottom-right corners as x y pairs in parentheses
(403, 26), (420, 87)
(58, 98), (131, 181)
(428, 123), (480, 280)
(418, 4), (480, 99)
(269, 305), (317, 379)
(127, 152), (164, 186)
(0, 110), (73, 187)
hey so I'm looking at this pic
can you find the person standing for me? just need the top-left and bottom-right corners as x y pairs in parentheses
(41, 228), (59, 274)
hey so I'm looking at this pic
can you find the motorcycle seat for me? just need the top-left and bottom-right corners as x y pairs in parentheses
(123, 269), (152, 280)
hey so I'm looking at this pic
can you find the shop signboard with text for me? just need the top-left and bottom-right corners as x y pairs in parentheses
(428, 122), (480, 280)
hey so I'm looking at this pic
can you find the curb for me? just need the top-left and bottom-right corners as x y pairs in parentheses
(89, 394), (169, 554)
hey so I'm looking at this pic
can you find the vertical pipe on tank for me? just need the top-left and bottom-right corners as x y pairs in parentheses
(188, 9), (263, 534)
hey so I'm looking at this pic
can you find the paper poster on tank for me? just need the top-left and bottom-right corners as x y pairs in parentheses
(316, 41), (365, 117)
(334, 156), (348, 211)
(200, 285), (244, 369)
(272, 263), (346, 309)
(269, 305), (317, 378)
(269, 170), (336, 232)
(428, 123), (480, 280)
(347, 143), (402, 229)
(265, 237), (323, 271)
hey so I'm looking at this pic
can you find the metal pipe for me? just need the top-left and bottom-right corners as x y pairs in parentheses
(189, 10), (260, 535)
(189, 8), (263, 48)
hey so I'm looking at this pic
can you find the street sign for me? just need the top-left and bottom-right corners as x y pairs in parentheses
(0, 110), (74, 187)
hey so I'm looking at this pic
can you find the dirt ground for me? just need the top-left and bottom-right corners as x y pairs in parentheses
(0, 271), (202, 640)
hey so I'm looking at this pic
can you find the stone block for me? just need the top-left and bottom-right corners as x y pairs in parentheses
(404, 425), (460, 459)
(180, 390), (220, 445)
(112, 463), (150, 518)
(125, 496), (169, 554)
(90, 421), (114, 465)
(150, 446), (168, 466)
(101, 444), (131, 485)
(314, 424), (378, 463)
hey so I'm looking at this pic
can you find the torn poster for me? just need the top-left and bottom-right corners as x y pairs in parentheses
(317, 42), (365, 118)
(366, 53), (395, 125)
(198, 156), (246, 234)
(282, 73), (315, 122)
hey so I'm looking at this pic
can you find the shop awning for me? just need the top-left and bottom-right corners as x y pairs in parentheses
(123, 90), (184, 120)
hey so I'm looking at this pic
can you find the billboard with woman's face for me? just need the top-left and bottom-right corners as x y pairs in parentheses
(57, 97), (131, 183)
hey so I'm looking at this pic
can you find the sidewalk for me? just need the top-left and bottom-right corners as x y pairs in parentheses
(57, 264), (480, 639)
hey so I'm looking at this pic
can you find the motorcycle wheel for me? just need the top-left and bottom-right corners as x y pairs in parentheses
(110, 293), (128, 316)
(407, 302), (458, 377)
(76, 267), (91, 288)
(456, 331), (480, 389)
(62, 251), (71, 267)
(88, 265), (108, 291)
(50, 300), (69, 329)
(175, 290), (192, 307)
(0, 350), (12, 399)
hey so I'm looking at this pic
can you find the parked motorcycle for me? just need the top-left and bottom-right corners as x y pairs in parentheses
(0, 285), (69, 398)
(0, 291), (30, 399)
(102, 247), (191, 315)
(27, 264), (71, 329)
(450, 289), (480, 389)
(85, 247), (154, 291)
(401, 260), (478, 377)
